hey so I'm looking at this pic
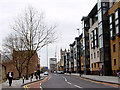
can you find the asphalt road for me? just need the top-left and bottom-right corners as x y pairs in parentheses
(41, 73), (119, 90)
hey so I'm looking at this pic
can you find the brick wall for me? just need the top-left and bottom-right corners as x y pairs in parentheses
(3, 51), (39, 79)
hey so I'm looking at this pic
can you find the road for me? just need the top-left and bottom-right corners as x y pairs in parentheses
(25, 73), (119, 90)
(40, 73), (119, 90)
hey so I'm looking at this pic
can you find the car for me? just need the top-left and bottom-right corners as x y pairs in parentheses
(57, 71), (64, 74)
(44, 71), (48, 75)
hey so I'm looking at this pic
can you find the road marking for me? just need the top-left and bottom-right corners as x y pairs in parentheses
(40, 76), (51, 90)
(62, 76), (67, 82)
(74, 85), (83, 88)
(67, 82), (72, 85)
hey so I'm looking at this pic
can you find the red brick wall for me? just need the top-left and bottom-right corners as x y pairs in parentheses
(4, 52), (39, 79)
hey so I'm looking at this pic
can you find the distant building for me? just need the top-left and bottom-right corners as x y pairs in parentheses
(49, 58), (57, 72)
(59, 49), (66, 71)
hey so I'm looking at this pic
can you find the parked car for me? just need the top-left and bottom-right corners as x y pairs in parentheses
(57, 71), (64, 74)
(44, 71), (48, 75)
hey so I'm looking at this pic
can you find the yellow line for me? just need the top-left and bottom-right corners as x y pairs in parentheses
(23, 76), (49, 89)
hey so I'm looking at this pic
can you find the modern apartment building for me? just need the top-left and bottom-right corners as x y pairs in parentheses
(75, 34), (84, 74)
(70, 42), (75, 73)
(59, 49), (66, 71)
(88, 4), (102, 75)
(81, 17), (90, 75)
(66, 51), (70, 72)
(108, 0), (120, 75)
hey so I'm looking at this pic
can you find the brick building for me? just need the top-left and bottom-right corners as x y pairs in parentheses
(108, 0), (120, 76)
(3, 50), (39, 79)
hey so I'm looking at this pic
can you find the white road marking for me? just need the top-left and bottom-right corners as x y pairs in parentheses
(74, 85), (83, 88)
(62, 76), (83, 88)
(62, 76), (67, 82)
(67, 82), (72, 85)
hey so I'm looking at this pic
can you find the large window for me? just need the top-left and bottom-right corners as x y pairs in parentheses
(115, 10), (118, 19)
(98, 22), (103, 36)
(109, 14), (115, 38)
(94, 28), (98, 47)
(115, 9), (120, 35)
(99, 36), (103, 48)
(98, 9), (102, 23)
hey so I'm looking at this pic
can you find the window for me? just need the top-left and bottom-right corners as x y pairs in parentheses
(99, 35), (103, 48)
(114, 59), (116, 65)
(113, 44), (116, 52)
(92, 64), (93, 68)
(94, 63), (96, 68)
(98, 63), (99, 67)
(115, 10), (118, 19)
(109, 15), (112, 24)
(97, 51), (99, 57)
(98, 22), (103, 36)
(115, 10), (119, 35)
(116, 25), (119, 34)
(110, 30), (113, 37)
(98, 9), (102, 22)
(115, 19), (119, 25)
(110, 24), (113, 29)
(94, 52), (96, 58)
(91, 54), (93, 59)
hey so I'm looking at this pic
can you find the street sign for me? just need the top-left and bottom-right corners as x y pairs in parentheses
(45, 67), (48, 69)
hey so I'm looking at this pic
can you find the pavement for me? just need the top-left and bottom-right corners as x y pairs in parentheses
(0, 73), (46, 89)
(65, 73), (120, 85)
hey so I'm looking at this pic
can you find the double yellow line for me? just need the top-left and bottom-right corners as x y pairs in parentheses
(23, 85), (29, 90)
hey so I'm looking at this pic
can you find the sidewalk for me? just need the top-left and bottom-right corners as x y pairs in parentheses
(66, 73), (120, 85)
(0, 73), (46, 89)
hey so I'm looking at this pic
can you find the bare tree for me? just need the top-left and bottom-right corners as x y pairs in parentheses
(9, 6), (57, 79)
(2, 34), (27, 78)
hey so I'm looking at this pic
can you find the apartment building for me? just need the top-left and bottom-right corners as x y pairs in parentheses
(59, 49), (66, 71)
(88, 4), (102, 75)
(75, 34), (84, 74)
(70, 42), (75, 73)
(108, 0), (120, 76)
(81, 17), (90, 75)
(66, 51), (70, 72)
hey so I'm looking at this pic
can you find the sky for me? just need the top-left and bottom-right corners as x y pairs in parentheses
(0, 0), (97, 67)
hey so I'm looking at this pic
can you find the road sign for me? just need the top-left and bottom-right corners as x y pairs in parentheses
(45, 67), (48, 69)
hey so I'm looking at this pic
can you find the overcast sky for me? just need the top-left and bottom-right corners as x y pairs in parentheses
(0, 0), (97, 67)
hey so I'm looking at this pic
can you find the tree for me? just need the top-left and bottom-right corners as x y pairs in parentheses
(2, 34), (27, 78)
(3, 6), (57, 79)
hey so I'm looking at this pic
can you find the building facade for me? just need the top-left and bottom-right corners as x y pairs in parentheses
(3, 50), (39, 79)
(81, 17), (90, 75)
(49, 58), (57, 73)
(108, 0), (120, 76)
(59, 49), (66, 71)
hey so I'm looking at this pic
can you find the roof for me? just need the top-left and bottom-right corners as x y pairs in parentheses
(88, 3), (97, 18)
